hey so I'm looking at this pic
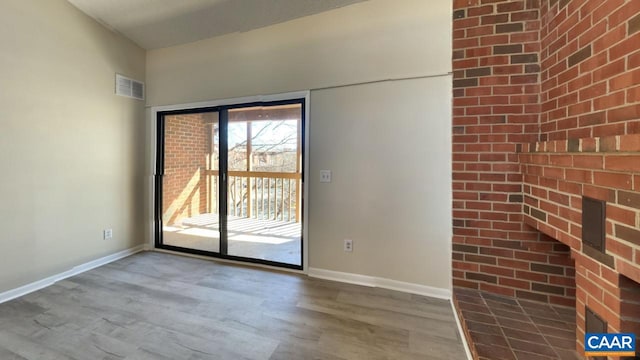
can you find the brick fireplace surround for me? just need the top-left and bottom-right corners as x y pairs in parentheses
(452, 0), (640, 358)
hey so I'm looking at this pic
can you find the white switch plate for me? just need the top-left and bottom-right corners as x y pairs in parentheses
(320, 170), (332, 183)
(103, 229), (113, 240)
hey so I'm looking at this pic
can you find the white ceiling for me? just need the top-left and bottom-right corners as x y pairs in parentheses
(68, 0), (368, 49)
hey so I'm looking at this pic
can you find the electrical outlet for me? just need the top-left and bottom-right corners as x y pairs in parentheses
(344, 239), (353, 252)
(103, 229), (113, 240)
(320, 170), (332, 183)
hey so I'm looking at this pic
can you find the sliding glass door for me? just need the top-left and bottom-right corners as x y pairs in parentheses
(225, 104), (302, 265)
(155, 99), (304, 269)
(158, 110), (221, 253)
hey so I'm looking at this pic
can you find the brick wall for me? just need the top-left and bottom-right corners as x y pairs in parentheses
(540, 0), (640, 140)
(530, 0), (640, 355)
(452, 0), (577, 304)
(521, 133), (640, 353)
(453, 0), (640, 356)
(163, 114), (212, 225)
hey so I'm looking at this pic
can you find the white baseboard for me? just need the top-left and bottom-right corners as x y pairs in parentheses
(0, 245), (145, 304)
(451, 299), (474, 360)
(307, 267), (451, 300)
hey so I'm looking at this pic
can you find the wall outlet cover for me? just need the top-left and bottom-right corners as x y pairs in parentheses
(320, 170), (332, 183)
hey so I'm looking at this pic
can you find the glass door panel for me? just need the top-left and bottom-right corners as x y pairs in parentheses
(226, 104), (303, 266)
(161, 111), (221, 253)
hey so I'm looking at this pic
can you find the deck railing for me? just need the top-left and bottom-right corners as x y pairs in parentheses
(204, 170), (301, 222)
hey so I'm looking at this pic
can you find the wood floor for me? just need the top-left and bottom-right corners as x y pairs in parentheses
(0, 251), (466, 359)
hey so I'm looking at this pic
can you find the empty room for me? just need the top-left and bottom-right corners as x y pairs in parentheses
(0, 0), (638, 359)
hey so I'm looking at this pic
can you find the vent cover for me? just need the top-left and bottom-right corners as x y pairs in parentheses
(582, 196), (606, 252)
(115, 74), (144, 100)
(585, 307), (607, 360)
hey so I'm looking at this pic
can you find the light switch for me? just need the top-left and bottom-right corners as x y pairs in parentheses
(320, 170), (332, 183)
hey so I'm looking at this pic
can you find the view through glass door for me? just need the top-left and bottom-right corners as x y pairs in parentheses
(225, 104), (303, 266)
(156, 100), (304, 269)
(160, 110), (221, 253)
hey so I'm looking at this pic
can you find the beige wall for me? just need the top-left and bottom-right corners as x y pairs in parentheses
(146, 0), (452, 106)
(0, 0), (146, 293)
(309, 77), (452, 289)
(146, 0), (453, 290)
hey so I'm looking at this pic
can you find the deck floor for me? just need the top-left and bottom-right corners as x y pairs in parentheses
(0, 252), (467, 359)
(163, 214), (301, 265)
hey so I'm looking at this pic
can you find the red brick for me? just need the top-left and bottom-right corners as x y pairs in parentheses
(567, 127), (592, 139)
(480, 264), (515, 277)
(468, 26), (496, 37)
(558, 180), (582, 195)
(479, 55), (511, 66)
(578, 81), (607, 101)
(593, 91), (625, 111)
(609, 0), (640, 28)
(454, 17), (481, 30)
(604, 155), (640, 172)
(468, 5), (494, 17)
(482, 13), (510, 25)
(583, 185), (616, 202)
(593, 123), (626, 138)
(578, 19), (607, 48)
(499, 277), (531, 289)
(572, 155), (603, 169)
(626, 85), (640, 103)
(454, 58), (480, 69)
(511, 31), (539, 43)
(609, 104), (640, 123)
(616, 259), (640, 285)
(607, 238), (634, 261)
(479, 283), (516, 297)
(453, 0), (478, 8)
(543, 166), (564, 179)
(481, 34), (510, 46)
(629, 49), (640, 69)
(593, 172), (633, 190)
(619, 134), (640, 152)
(592, 23), (626, 54)
(466, 86), (493, 96)
(609, 32), (640, 61)
(609, 67), (640, 91)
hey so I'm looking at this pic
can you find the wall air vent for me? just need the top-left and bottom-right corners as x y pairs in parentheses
(582, 196), (606, 252)
(115, 74), (144, 100)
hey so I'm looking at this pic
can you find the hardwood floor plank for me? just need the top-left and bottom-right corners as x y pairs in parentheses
(269, 342), (347, 360)
(0, 252), (465, 360)
(0, 346), (29, 360)
(0, 329), (77, 360)
(296, 297), (460, 338)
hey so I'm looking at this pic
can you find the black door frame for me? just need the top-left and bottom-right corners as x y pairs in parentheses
(154, 98), (305, 270)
